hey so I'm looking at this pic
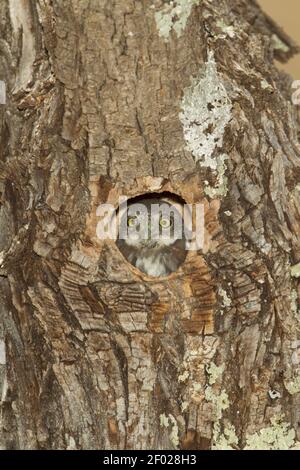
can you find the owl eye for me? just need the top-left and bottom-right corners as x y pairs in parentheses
(159, 217), (172, 228)
(127, 216), (138, 227)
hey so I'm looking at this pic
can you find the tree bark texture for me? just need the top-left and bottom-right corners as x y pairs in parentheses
(1, 0), (300, 450)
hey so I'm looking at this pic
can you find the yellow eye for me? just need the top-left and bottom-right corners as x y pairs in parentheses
(159, 217), (172, 228)
(128, 216), (138, 227)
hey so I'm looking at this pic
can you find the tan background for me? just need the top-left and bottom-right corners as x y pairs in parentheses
(258, 0), (300, 77)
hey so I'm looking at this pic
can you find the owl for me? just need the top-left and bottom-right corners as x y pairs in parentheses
(116, 197), (187, 277)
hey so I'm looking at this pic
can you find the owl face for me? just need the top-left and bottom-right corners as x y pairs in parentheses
(116, 197), (187, 277)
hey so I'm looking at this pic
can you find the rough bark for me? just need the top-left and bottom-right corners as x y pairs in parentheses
(0, 0), (300, 450)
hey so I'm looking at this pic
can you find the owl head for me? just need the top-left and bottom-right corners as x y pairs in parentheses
(116, 196), (188, 277)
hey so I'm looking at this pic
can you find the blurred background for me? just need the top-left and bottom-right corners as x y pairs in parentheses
(258, 0), (300, 77)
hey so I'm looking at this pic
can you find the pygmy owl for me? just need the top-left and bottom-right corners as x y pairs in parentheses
(116, 197), (187, 277)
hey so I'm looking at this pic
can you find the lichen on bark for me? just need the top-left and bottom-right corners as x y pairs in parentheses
(154, 0), (201, 40)
(179, 51), (232, 170)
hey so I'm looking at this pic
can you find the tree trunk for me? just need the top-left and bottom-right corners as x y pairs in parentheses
(1, 0), (300, 450)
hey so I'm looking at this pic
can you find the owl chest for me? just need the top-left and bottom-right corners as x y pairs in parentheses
(132, 251), (170, 277)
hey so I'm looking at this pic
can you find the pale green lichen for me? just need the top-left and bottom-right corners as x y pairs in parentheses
(169, 415), (180, 448)
(205, 362), (230, 442)
(260, 79), (270, 90)
(180, 52), (232, 170)
(218, 287), (232, 308)
(216, 20), (235, 38)
(154, 0), (201, 40)
(205, 362), (236, 448)
(193, 383), (202, 392)
(291, 289), (298, 314)
(245, 416), (298, 450)
(0, 80), (6, 105)
(160, 413), (169, 428)
(206, 362), (225, 385)
(284, 376), (300, 396)
(0, 340), (6, 365)
(205, 387), (229, 420)
(0, 251), (4, 267)
(285, 291), (300, 393)
(291, 263), (300, 278)
(178, 370), (189, 383)
(159, 413), (180, 448)
(212, 422), (239, 450)
(204, 154), (229, 198)
(291, 289), (300, 329)
(181, 401), (189, 412)
(190, 382), (202, 403)
(66, 435), (77, 450)
(271, 34), (290, 53)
